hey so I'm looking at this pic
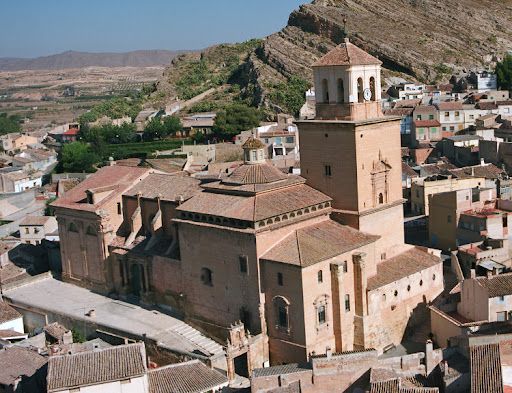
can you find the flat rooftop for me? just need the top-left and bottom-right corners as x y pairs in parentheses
(3, 276), (224, 360)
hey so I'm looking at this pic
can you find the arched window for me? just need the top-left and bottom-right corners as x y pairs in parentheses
(68, 222), (78, 233)
(273, 296), (290, 330)
(337, 78), (345, 103)
(370, 77), (376, 102)
(201, 267), (213, 286)
(86, 225), (97, 236)
(357, 77), (364, 103)
(379, 193), (384, 205)
(322, 79), (329, 103)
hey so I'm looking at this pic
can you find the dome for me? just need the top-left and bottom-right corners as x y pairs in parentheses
(242, 136), (266, 149)
(223, 163), (288, 185)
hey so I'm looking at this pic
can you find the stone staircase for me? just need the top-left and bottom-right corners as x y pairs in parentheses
(173, 321), (225, 358)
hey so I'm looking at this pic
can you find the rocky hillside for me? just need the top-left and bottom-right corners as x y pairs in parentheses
(0, 50), (187, 71)
(156, 0), (512, 115)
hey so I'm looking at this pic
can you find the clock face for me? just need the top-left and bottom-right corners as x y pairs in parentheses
(363, 88), (372, 101)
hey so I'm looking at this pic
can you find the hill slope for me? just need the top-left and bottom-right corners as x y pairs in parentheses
(156, 0), (512, 114)
(0, 50), (188, 71)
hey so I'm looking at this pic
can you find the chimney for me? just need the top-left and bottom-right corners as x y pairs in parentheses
(470, 269), (476, 278)
(326, 346), (332, 360)
(481, 158), (485, 166)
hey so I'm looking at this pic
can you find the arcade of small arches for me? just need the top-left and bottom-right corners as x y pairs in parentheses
(178, 201), (332, 230)
(320, 76), (377, 104)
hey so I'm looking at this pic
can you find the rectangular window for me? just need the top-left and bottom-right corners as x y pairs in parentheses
(447, 215), (452, 223)
(343, 261), (348, 273)
(498, 296), (505, 302)
(445, 112), (450, 117)
(286, 137), (294, 143)
(324, 165), (332, 177)
(275, 137), (282, 144)
(318, 270), (323, 283)
(277, 272), (283, 286)
(318, 305), (326, 324)
(278, 305), (288, 328)
(455, 111), (460, 117)
(429, 114), (434, 120)
(345, 294), (351, 312)
(497, 311), (507, 322)
(201, 268), (213, 286)
(239, 255), (248, 274)
(117, 202), (122, 215)
(381, 253), (386, 260)
(416, 115), (421, 120)
(450, 126), (455, 131)
(25, 227), (29, 234)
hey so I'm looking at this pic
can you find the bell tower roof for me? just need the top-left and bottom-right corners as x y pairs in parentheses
(312, 38), (382, 67)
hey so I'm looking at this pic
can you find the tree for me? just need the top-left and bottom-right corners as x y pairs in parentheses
(61, 142), (99, 173)
(496, 54), (512, 91)
(0, 113), (22, 135)
(143, 118), (165, 141)
(212, 104), (262, 139)
(162, 116), (182, 137)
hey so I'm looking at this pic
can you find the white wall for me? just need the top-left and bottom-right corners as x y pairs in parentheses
(56, 375), (148, 393)
(0, 316), (24, 333)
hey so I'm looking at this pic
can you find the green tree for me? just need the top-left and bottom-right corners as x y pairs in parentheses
(143, 118), (165, 141)
(496, 54), (512, 91)
(162, 116), (182, 136)
(212, 104), (262, 139)
(61, 142), (99, 173)
(0, 113), (22, 135)
(270, 76), (311, 116)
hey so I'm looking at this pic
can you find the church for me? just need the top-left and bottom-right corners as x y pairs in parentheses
(52, 40), (444, 375)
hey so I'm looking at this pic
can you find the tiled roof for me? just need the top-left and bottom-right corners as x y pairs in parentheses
(413, 105), (437, 114)
(252, 363), (311, 378)
(475, 273), (512, 298)
(19, 215), (53, 226)
(436, 102), (463, 111)
(0, 301), (21, 324)
(52, 165), (150, 212)
(148, 360), (228, 393)
(402, 163), (418, 178)
(125, 173), (201, 201)
(414, 120), (441, 127)
(371, 379), (399, 393)
(367, 248), (441, 291)
(262, 220), (379, 267)
(470, 343), (503, 393)
(477, 102), (498, 110)
(225, 163), (288, 185)
(420, 162), (457, 177)
(449, 163), (505, 180)
(0, 347), (47, 387)
(242, 136), (266, 149)
(0, 329), (25, 338)
(178, 183), (331, 222)
(44, 322), (69, 340)
(47, 342), (147, 391)
(384, 108), (414, 117)
(313, 41), (382, 67)
(394, 99), (421, 109)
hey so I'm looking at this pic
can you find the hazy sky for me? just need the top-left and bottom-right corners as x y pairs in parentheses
(0, 0), (306, 58)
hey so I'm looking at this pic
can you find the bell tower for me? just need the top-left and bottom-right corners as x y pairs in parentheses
(298, 39), (405, 258)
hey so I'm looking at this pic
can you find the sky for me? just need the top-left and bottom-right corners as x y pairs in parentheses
(0, 0), (307, 58)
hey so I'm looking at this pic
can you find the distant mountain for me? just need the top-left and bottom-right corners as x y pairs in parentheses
(0, 50), (189, 71)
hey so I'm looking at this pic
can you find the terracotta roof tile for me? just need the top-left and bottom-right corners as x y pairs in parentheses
(252, 363), (311, 378)
(0, 301), (21, 324)
(242, 136), (266, 149)
(470, 343), (503, 393)
(19, 215), (54, 226)
(313, 41), (382, 67)
(262, 220), (379, 267)
(125, 173), (201, 201)
(47, 343), (147, 391)
(52, 165), (150, 212)
(0, 347), (47, 387)
(384, 108), (414, 117)
(449, 164), (505, 180)
(475, 273), (512, 298)
(367, 248), (441, 291)
(225, 163), (288, 185)
(414, 120), (441, 127)
(394, 99), (421, 109)
(477, 102), (498, 110)
(413, 105), (437, 114)
(436, 102), (463, 111)
(178, 183), (331, 222)
(148, 360), (228, 393)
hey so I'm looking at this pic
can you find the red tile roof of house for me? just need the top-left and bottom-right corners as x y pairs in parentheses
(63, 129), (79, 136)
(436, 102), (463, 111)
(0, 301), (21, 324)
(475, 273), (512, 298)
(477, 102), (498, 110)
(313, 40), (382, 67)
(470, 343), (503, 393)
(414, 120), (441, 127)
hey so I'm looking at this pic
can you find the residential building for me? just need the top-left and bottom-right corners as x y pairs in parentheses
(181, 113), (216, 137)
(428, 187), (498, 250)
(61, 128), (79, 143)
(11, 148), (57, 172)
(476, 71), (497, 92)
(0, 301), (24, 336)
(411, 175), (485, 215)
(19, 216), (58, 245)
(441, 135), (482, 166)
(435, 102), (465, 135)
(388, 82), (425, 101)
(0, 167), (42, 193)
(0, 133), (38, 154)
(411, 119), (442, 146)
(383, 107), (413, 136)
(0, 347), (47, 392)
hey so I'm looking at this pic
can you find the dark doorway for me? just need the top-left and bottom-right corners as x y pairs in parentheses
(234, 352), (249, 378)
(130, 264), (142, 297)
